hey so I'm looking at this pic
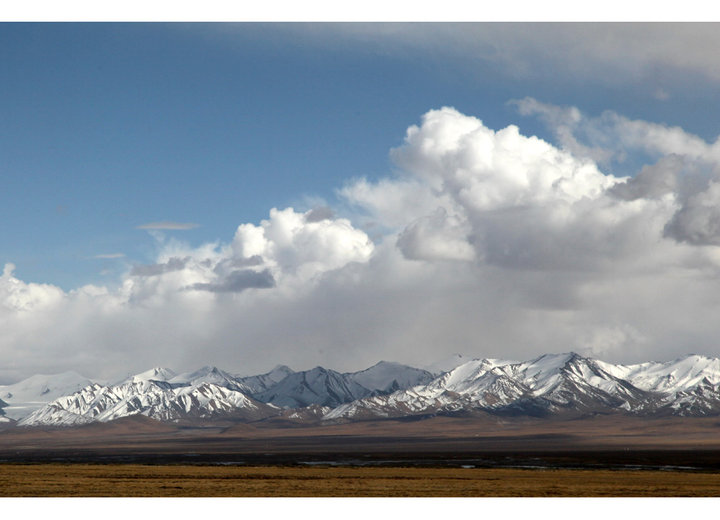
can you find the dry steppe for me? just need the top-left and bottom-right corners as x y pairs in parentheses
(3, 464), (720, 496)
(2, 413), (720, 496)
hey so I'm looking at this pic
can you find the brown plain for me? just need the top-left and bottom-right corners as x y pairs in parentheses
(2, 464), (720, 496)
(3, 413), (720, 496)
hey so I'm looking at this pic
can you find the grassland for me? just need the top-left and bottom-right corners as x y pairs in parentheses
(2, 463), (720, 497)
(3, 414), (720, 496)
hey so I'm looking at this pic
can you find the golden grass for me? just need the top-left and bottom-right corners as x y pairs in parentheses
(2, 464), (720, 497)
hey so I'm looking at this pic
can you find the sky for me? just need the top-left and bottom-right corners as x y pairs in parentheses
(5, 21), (720, 382)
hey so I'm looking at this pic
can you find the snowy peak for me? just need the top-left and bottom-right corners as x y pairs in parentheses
(236, 365), (294, 394)
(12, 352), (720, 427)
(506, 353), (651, 412)
(512, 352), (592, 392)
(617, 354), (720, 393)
(324, 358), (529, 422)
(17, 359), (433, 426)
(18, 376), (276, 427)
(347, 361), (434, 393)
(522, 351), (580, 370)
(423, 353), (474, 376)
(254, 366), (371, 408)
(0, 397), (9, 422)
(0, 371), (95, 421)
(127, 367), (177, 383)
(324, 352), (667, 421)
(170, 365), (232, 383)
(266, 365), (294, 382)
(438, 358), (513, 389)
(0, 371), (94, 401)
(167, 365), (254, 394)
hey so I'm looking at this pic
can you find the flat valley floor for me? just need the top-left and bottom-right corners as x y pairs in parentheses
(4, 463), (720, 496)
(3, 414), (720, 496)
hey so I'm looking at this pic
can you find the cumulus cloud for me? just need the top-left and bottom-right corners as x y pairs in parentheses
(664, 181), (720, 246)
(131, 257), (190, 277)
(375, 106), (652, 271)
(232, 207), (374, 283)
(609, 155), (683, 201)
(9, 104), (720, 382)
(188, 269), (276, 293)
(516, 98), (720, 248)
(304, 206), (335, 223)
(0, 206), (377, 381)
(336, 104), (720, 363)
(511, 97), (615, 166)
(0, 264), (65, 313)
(397, 208), (475, 262)
(514, 97), (720, 167)
(213, 255), (265, 272)
(339, 177), (451, 230)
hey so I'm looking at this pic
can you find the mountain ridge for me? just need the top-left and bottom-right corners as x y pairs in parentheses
(7, 352), (720, 427)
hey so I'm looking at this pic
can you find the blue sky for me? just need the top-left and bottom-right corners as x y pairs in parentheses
(2, 23), (527, 289)
(5, 22), (720, 380)
(6, 22), (717, 290)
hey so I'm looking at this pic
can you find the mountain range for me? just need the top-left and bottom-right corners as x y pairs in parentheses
(3, 352), (720, 428)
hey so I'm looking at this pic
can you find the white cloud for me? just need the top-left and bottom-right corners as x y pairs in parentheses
(664, 181), (720, 246)
(0, 264), (65, 313)
(515, 98), (720, 247)
(511, 97), (616, 165)
(339, 177), (451, 230)
(578, 324), (648, 360)
(0, 207), (376, 381)
(514, 97), (720, 166)
(334, 105), (720, 365)
(9, 104), (720, 382)
(610, 156), (682, 201)
(397, 208), (475, 262)
(377, 107), (654, 271)
(232, 207), (374, 284)
(609, 114), (720, 161)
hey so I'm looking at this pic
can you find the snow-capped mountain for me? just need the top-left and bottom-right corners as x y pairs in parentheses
(250, 362), (434, 408)
(323, 353), (706, 421)
(422, 353), (476, 376)
(347, 361), (434, 393)
(603, 354), (720, 416)
(18, 369), (278, 427)
(124, 367), (177, 384)
(253, 366), (372, 408)
(0, 371), (94, 421)
(169, 366), (249, 393)
(13, 352), (720, 427)
(235, 365), (295, 394)
(601, 354), (720, 393)
(16, 360), (432, 426)
(501, 353), (654, 413)
(0, 397), (9, 423)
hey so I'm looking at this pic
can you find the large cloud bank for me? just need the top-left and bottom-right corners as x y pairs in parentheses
(5, 102), (720, 381)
